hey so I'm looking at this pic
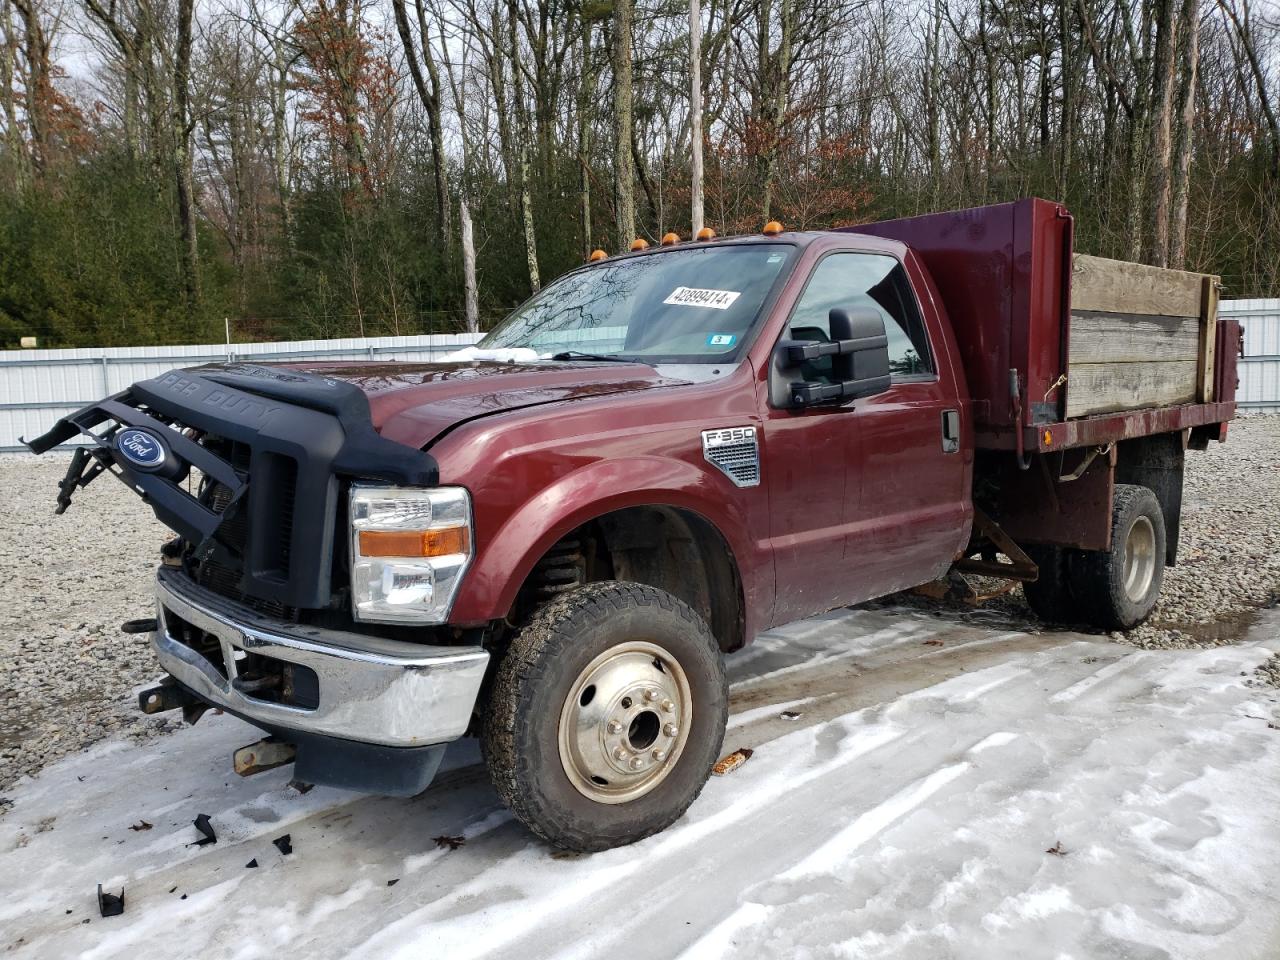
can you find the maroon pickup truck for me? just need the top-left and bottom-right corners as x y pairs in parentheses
(29, 198), (1239, 851)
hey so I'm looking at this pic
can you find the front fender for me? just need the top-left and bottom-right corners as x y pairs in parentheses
(448, 456), (766, 638)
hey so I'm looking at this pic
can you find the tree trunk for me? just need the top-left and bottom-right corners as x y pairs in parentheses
(924, 0), (943, 205)
(392, 0), (451, 245)
(1168, 0), (1199, 268)
(577, 15), (594, 255)
(1058, 0), (1074, 200)
(1145, 0), (1177, 265)
(1119, 0), (1149, 261)
(689, 0), (704, 235)
(173, 0), (200, 312)
(507, 0), (540, 289)
(0, 0), (28, 187)
(269, 41), (295, 250)
(12, 0), (48, 174)
(761, 0), (793, 221)
(978, 0), (996, 199)
(460, 195), (479, 333)
(612, 0), (635, 246)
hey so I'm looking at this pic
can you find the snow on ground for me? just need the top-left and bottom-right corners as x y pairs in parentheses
(3, 607), (1280, 960)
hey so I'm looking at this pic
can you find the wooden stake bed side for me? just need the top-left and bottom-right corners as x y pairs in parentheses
(1067, 255), (1219, 418)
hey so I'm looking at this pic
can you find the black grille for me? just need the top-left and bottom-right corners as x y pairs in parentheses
(191, 433), (298, 621)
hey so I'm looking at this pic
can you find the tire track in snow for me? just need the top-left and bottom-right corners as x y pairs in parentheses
(360, 647), (1123, 960)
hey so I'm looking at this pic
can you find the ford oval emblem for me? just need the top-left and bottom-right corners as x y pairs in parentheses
(115, 428), (166, 470)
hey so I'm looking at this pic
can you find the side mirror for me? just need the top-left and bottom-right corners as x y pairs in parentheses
(769, 308), (892, 408)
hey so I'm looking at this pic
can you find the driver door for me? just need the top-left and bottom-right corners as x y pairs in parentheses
(761, 250), (966, 626)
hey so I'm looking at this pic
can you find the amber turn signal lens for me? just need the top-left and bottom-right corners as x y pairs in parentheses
(588, 249), (608, 262)
(695, 227), (716, 241)
(359, 527), (470, 558)
(762, 220), (784, 235)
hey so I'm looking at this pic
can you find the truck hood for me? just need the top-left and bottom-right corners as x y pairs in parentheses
(286, 360), (687, 449)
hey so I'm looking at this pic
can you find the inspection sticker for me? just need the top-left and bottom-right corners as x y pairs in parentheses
(706, 333), (736, 347)
(663, 286), (741, 310)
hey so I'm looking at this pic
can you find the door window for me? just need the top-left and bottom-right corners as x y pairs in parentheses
(786, 253), (934, 382)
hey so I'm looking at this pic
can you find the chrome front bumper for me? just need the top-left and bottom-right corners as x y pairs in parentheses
(151, 567), (489, 748)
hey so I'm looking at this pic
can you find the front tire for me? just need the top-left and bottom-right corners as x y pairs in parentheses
(482, 581), (728, 852)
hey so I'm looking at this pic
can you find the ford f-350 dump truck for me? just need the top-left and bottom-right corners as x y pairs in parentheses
(27, 198), (1239, 851)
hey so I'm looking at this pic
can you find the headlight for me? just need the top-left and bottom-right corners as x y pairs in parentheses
(349, 484), (473, 624)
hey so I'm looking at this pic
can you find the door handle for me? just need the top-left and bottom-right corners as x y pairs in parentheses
(941, 409), (960, 453)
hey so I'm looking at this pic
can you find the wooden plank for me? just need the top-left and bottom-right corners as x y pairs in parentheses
(1065, 360), (1198, 418)
(1072, 254), (1205, 317)
(1198, 276), (1219, 402)
(1068, 311), (1200, 363)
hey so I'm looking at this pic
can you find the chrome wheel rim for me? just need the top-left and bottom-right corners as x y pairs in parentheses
(557, 641), (692, 805)
(1123, 515), (1157, 603)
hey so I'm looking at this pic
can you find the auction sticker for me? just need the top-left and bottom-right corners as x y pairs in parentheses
(663, 286), (741, 310)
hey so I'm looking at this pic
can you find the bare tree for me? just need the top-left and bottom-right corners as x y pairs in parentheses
(392, 0), (450, 244)
(612, 0), (635, 247)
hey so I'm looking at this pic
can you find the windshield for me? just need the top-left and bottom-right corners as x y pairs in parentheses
(479, 243), (793, 362)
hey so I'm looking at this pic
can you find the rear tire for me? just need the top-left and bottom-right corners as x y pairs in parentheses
(1022, 543), (1079, 624)
(482, 581), (728, 852)
(1073, 484), (1166, 630)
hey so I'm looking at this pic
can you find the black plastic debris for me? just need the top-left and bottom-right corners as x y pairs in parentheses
(387, 879), (399, 887)
(289, 780), (314, 795)
(433, 835), (465, 850)
(188, 814), (217, 847)
(168, 886), (178, 894)
(180, 894), (187, 900)
(245, 858), (259, 869)
(779, 710), (803, 721)
(96, 884), (125, 918)
(129, 820), (152, 832)
(272, 834), (292, 855)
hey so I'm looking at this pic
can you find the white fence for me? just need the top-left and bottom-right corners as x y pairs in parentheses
(2, 300), (1278, 452)
(0, 333), (484, 452)
(1220, 298), (1280, 414)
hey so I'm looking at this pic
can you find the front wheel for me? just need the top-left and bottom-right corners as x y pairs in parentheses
(482, 581), (728, 852)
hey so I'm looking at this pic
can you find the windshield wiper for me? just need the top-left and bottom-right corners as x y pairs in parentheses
(549, 350), (649, 364)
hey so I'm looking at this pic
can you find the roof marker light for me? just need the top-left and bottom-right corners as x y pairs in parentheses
(762, 220), (784, 236)
(695, 227), (716, 241)
(661, 232), (680, 246)
(630, 238), (650, 251)
(588, 249), (608, 262)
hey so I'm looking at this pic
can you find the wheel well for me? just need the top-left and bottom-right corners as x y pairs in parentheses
(1115, 433), (1184, 565)
(514, 506), (746, 652)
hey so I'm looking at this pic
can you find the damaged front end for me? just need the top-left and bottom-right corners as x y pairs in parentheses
(27, 364), (489, 795)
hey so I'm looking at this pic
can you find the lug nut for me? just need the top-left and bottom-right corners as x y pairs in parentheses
(661, 699), (674, 713)
(628, 757), (643, 770)
(652, 749), (666, 762)
(644, 689), (659, 702)
(607, 720), (623, 734)
(664, 723), (679, 738)
(613, 747), (629, 761)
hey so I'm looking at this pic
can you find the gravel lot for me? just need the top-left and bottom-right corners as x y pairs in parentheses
(2, 416), (1278, 794)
